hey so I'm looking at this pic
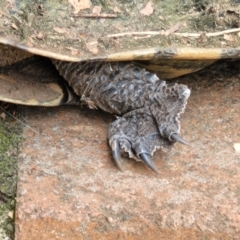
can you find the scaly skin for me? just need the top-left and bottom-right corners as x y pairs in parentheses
(53, 60), (190, 173)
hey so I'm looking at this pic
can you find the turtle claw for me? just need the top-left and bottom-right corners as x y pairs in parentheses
(139, 153), (159, 174)
(111, 140), (123, 171)
(109, 113), (174, 173)
(170, 133), (190, 146)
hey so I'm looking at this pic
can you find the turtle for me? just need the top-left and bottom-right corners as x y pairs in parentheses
(0, 0), (240, 173)
(0, 43), (192, 173)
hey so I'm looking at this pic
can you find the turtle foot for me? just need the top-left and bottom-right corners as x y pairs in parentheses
(108, 111), (173, 173)
(108, 82), (191, 173)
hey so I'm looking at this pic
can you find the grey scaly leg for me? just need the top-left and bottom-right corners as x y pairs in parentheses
(53, 60), (190, 173)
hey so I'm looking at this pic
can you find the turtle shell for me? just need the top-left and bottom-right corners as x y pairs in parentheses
(0, 0), (240, 80)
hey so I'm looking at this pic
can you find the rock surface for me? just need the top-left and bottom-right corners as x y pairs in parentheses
(15, 61), (240, 240)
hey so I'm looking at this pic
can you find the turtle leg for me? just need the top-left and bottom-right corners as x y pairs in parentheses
(108, 82), (190, 173)
(52, 61), (190, 172)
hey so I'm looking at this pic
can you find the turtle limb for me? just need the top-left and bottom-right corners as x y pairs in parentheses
(53, 61), (190, 171)
(108, 110), (173, 173)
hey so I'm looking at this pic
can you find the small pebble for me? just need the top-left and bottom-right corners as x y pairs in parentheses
(233, 143), (240, 152)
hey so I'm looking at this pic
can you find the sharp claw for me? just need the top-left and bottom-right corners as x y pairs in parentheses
(111, 140), (123, 171)
(139, 153), (159, 174)
(170, 133), (190, 146)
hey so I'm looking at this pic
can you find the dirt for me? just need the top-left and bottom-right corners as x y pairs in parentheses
(0, 105), (23, 240)
(0, 0), (239, 60)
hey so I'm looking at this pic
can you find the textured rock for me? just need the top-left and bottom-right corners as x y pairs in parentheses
(15, 62), (240, 240)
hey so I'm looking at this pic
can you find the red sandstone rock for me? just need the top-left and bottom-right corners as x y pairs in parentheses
(15, 67), (240, 239)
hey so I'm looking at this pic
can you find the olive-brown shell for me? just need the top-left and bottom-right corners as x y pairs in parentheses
(0, 0), (240, 78)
